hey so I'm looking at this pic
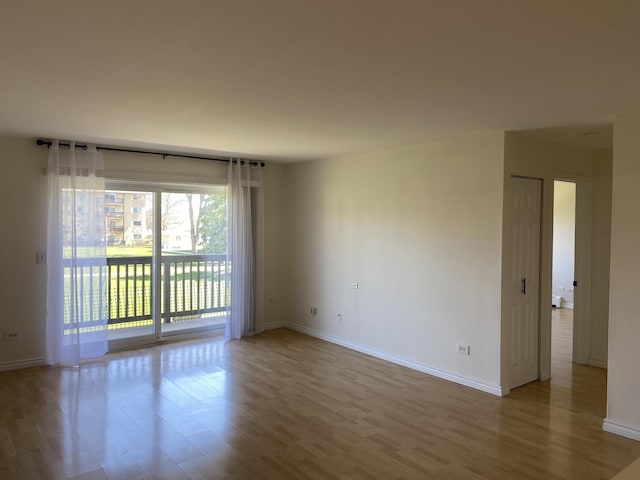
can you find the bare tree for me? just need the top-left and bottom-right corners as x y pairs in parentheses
(161, 194), (182, 232)
(186, 194), (212, 253)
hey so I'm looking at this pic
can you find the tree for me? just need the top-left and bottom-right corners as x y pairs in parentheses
(186, 194), (210, 254)
(198, 194), (227, 254)
(182, 193), (226, 254)
(161, 194), (183, 232)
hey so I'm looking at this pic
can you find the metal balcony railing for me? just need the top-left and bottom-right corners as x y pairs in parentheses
(62, 254), (229, 329)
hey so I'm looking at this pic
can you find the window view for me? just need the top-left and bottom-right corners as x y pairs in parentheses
(160, 191), (228, 335)
(98, 187), (227, 342)
(105, 190), (154, 340)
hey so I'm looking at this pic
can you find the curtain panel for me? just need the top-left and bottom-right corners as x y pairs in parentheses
(226, 160), (263, 339)
(46, 141), (108, 365)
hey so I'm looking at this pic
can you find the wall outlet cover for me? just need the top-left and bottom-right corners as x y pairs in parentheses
(4, 330), (21, 341)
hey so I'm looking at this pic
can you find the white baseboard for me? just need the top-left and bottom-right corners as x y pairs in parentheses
(0, 357), (46, 372)
(588, 358), (608, 369)
(562, 303), (574, 310)
(284, 322), (507, 397)
(264, 321), (287, 330)
(539, 370), (551, 381)
(603, 419), (640, 442)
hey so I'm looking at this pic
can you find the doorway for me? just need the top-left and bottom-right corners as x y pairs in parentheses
(551, 181), (576, 370)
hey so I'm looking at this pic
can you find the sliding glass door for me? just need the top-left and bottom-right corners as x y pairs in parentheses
(105, 184), (227, 347)
(160, 190), (228, 336)
(105, 189), (155, 342)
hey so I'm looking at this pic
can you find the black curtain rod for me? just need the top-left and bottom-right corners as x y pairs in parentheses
(36, 139), (265, 167)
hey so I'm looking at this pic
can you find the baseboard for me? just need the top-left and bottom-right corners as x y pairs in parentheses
(264, 321), (287, 331)
(539, 370), (551, 381)
(563, 303), (574, 310)
(0, 357), (46, 372)
(603, 419), (640, 442)
(284, 323), (507, 397)
(588, 358), (608, 369)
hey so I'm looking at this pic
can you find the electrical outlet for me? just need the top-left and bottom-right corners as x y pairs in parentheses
(337, 313), (342, 323)
(310, 307), (318, 315)
(4, 330), (21, 341)
(457, 344), (470, 355)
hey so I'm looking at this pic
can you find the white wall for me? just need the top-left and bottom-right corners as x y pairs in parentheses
(284, 133), (506, 393)
(0, 135), (287, 369)
(552, 181), (576, 308)
(605, 113), (640, 441)
(0, 137), (48, 368)
(262, 163), (288, 329)
(589, 149), (612, 368)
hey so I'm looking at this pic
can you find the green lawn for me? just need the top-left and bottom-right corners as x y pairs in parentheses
(64, 245), (197, 258)
(107, 245), (152, 257)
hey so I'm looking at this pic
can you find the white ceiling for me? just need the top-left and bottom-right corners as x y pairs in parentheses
(0, 1), (636, 162)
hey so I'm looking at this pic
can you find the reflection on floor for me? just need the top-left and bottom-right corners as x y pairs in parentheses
(1, 324), (639, 479)
(551, 306), (574, 379)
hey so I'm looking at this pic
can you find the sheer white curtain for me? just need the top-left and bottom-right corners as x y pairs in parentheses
(226, 160), (263, 339)
(46, 141), (108, 365)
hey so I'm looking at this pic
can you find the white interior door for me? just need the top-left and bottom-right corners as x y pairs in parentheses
(509, 177), (542, 389)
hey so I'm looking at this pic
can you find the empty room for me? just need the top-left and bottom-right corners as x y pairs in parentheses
(1, 1), (640, 479)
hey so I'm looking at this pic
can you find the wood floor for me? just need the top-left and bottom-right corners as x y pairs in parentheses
(1, 311), (639, 479)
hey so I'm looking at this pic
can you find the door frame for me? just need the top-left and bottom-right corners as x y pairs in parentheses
(105, 180), (229, 352)
(551, 174), (592, 366)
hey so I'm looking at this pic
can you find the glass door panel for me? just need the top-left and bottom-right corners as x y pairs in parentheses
(105, 189), (155, 341)
(160, 190), (227, 336)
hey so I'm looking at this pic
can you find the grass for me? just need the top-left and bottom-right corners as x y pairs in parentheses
(107, 245), (152, 257)
(64, 245), (199, 258)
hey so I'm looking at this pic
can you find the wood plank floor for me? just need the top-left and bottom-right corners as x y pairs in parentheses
(1, 311), (639, 479)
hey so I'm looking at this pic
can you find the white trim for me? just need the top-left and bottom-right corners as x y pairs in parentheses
(548, 173), (592, 370)
(603, 419), (640, 442)
(0, 358), (46, 372)
(106, 179), (226, 193)
(587, 358), (608, 369)
(570, 176), (592, 365)
(539, 370), (551, 381)
(264, 322), (287, 330)
(285, 323), (507, 397)
(106, 169), (227, 187)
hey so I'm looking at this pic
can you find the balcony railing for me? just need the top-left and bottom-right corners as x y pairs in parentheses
(63, 254), (229, 329)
